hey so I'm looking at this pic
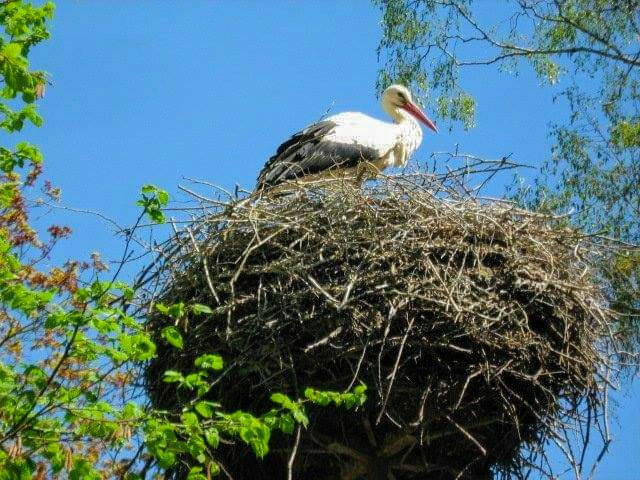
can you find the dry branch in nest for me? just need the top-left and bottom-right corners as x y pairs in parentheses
(142, 172), (621, 480)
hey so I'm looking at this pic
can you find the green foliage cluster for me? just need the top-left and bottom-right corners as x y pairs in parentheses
(374, 0), (640, 343)
(137, 184), (169, 224)
(0, 3), (367, 479)
(0, 0), (51, 130)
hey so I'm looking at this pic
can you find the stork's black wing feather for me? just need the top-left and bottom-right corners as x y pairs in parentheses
(256, 120), (380, 190)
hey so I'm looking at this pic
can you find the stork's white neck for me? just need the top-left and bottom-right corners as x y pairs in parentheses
(382, 100), (411, 125)
(391, 108), (422, 139)
(382, 106), (423, 167)
(389, 107), (414, 125)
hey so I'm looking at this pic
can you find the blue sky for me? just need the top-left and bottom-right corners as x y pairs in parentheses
(15, 1), (639, 477)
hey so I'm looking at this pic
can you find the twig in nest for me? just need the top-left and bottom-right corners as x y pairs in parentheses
(186, 226), (220, 305)
(376, 317), (415, 424)
(287, 425), (302, 480)
(446, 416), (487, 457)
(304, 327), (343, 353)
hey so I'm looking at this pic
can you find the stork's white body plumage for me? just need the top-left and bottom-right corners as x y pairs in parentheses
(256, 85), (437, 190)
(320, 111), (423, 167)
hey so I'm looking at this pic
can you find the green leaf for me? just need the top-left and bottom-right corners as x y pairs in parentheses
(187, 435), (207, 463)
(168, 302), (185, 319)
(269, 392), (290, 406)
(304, 387), (331, 406)
(611, 120), (640, 149)
(2, 43), (23, 60)
(156, 450), (176, 468)
(186, 466), (207, 480)
(161, 326), (183, 349)
(44, 443), (65, 472)
(155, 303), (169, 315)
(191, 303), (213, 315)
(184, 372), (209, 392)
(194, 353), (224, 371)
(277, 413), (295, 434)
(118, 332), (156, 360)
(121, 401), (143, 420)
(137, 184), (169, 224)
(208, 462), (221, 476)
(162, 370), (184, 384)
(304, 384), (367, 410)
(343, 383), (368, 409)
(69, 458), (101, 480)
(181, 411), (200, 431)
(204, 427), (220, 448)
(291, 408), (309, 427)
(194, 401), (215, 419)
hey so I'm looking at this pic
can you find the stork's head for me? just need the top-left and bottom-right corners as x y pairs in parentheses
(382, 84), (438, 133)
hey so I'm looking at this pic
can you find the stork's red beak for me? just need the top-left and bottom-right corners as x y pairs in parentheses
(402, 102), (438, 133)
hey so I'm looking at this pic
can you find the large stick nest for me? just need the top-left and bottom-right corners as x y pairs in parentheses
(143, 175), (618, 480)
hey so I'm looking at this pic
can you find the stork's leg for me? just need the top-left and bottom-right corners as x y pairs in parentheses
(354, 159), (385, 187)
(354, 167), (368, 187)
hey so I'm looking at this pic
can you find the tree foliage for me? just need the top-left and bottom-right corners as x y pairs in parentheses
(375, 0), (640, 341)
(0, 3), (367, 479)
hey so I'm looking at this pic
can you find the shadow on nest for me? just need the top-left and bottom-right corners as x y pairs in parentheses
(143, 174), (618, 480)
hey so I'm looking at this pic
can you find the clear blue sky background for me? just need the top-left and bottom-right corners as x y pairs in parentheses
(14, 1), (639, 477)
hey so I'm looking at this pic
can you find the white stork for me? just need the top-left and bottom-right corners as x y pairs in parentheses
(256, 84), (437, 190)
